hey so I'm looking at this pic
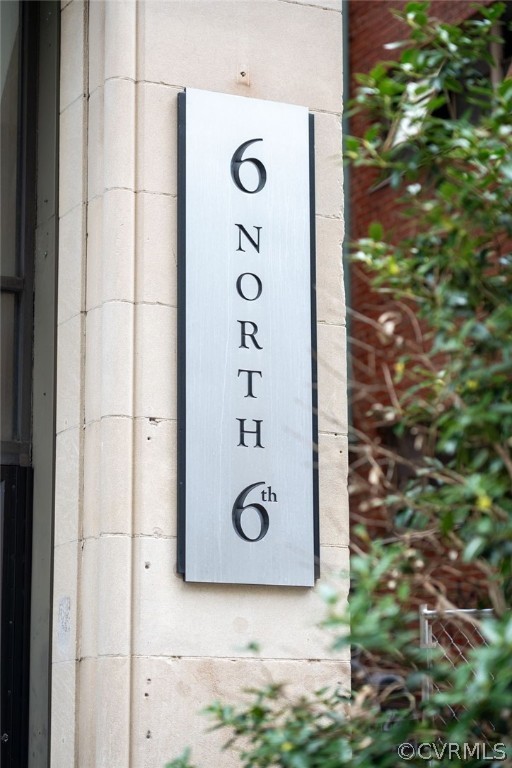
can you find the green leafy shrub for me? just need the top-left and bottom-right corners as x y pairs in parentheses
(168, 4), (512, 766)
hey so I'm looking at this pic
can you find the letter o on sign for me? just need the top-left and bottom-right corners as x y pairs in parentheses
(236, 273), (262, 301)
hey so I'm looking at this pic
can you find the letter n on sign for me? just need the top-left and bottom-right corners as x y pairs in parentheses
(177, 88), (318, 586)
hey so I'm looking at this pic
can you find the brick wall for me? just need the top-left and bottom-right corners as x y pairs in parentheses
(348, 1), (493, 423)
(347, 1), (493, 607)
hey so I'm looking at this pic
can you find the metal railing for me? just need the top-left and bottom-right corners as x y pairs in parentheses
(419, 605), (493, 724)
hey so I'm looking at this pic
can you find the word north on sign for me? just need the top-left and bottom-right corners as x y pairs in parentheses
(177, 88), (318, 586)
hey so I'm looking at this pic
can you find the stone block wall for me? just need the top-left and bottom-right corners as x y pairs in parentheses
(52, 2), (347, 765)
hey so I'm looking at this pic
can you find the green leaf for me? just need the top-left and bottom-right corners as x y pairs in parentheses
(368, 221), (384, 241)
(463, 536), (486, 562)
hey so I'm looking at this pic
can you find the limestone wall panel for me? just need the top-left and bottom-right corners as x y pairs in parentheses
(53, 2), (347, 766)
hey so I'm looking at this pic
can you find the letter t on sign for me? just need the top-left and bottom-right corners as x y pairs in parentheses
(237, 369), (262, 398)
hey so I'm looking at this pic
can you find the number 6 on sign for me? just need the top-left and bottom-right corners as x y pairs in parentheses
(230, 139), (267, 194)
(232, 482), (269, 542)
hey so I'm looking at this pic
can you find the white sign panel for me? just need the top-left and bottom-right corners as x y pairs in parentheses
(177, 88), (318, 586)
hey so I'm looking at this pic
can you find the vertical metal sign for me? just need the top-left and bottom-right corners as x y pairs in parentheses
(178, 88), (318, 586)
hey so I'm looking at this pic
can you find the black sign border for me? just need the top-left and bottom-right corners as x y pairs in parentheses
(177, 91), (187, 576)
